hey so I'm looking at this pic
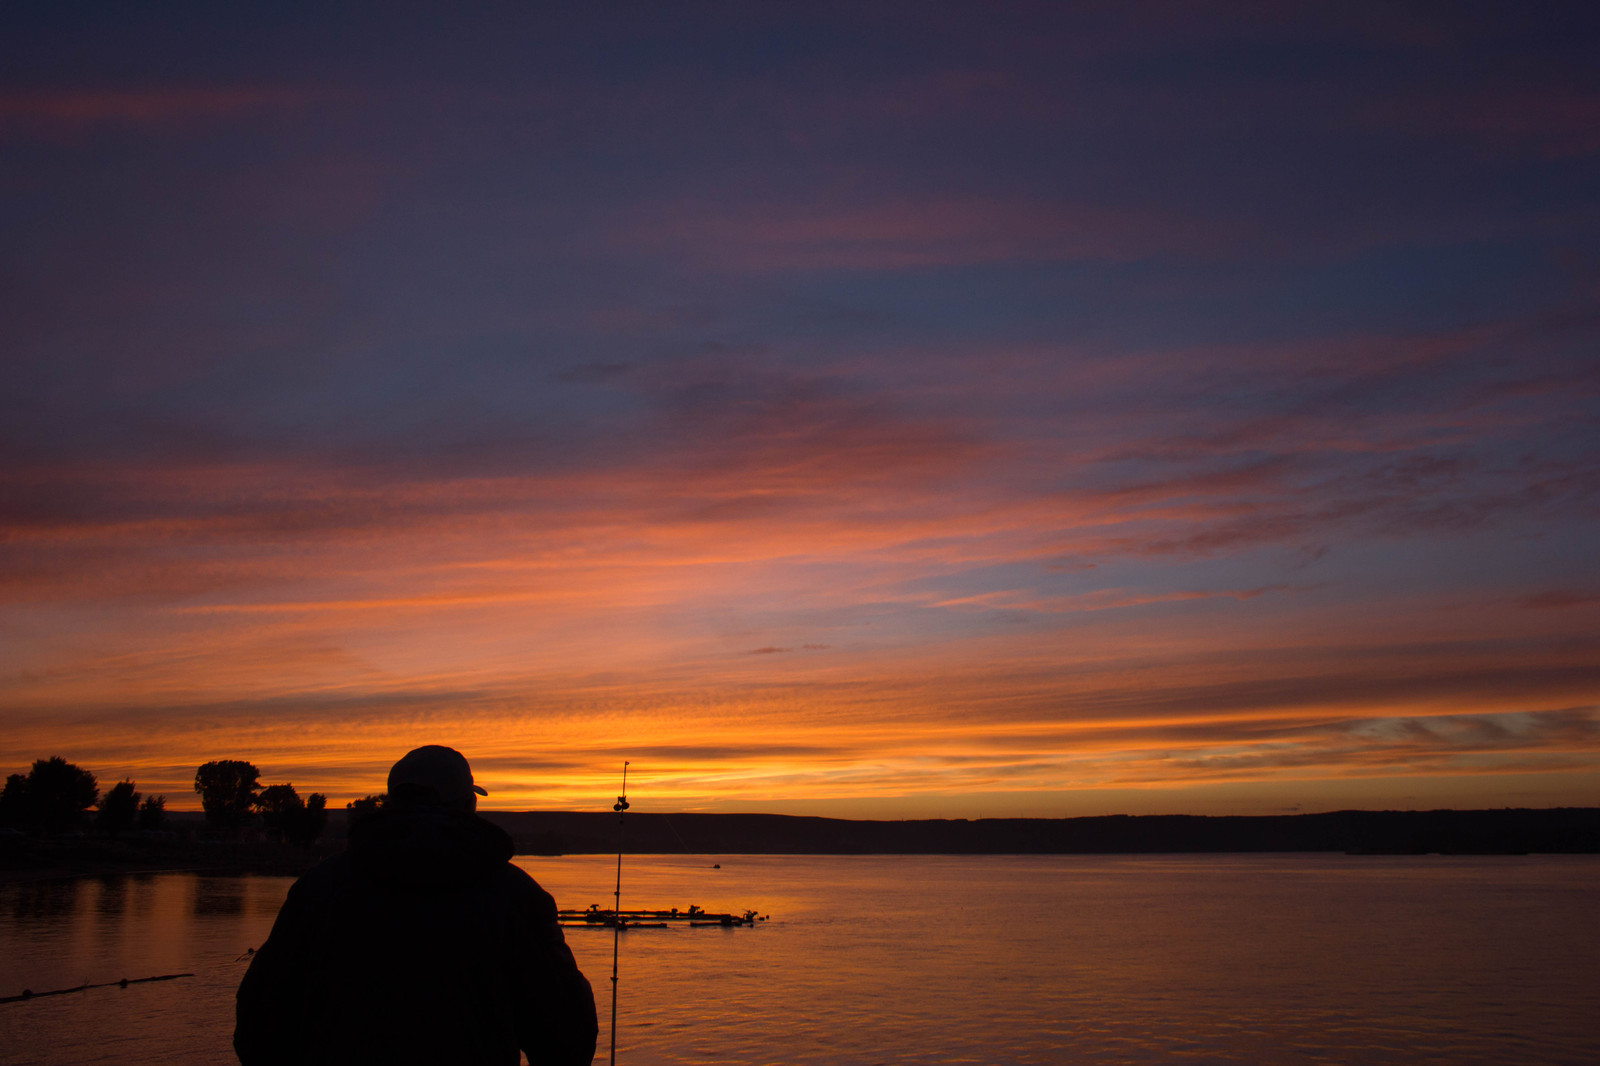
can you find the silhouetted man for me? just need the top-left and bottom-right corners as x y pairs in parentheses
(236, 745), (597, 1065)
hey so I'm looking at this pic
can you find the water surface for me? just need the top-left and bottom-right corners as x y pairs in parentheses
(1, 854), (1596, 1064)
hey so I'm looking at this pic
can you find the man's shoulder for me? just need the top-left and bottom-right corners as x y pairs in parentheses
(282, 850), (355, 901)
(490, 860), (559, 920)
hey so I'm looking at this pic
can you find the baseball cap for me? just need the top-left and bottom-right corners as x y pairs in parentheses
(387, 745), (489, 809)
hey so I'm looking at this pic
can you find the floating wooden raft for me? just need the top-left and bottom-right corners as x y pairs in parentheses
(557, 904), (769, 929)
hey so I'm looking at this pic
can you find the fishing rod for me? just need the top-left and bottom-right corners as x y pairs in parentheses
(609, 760), (629, 1066)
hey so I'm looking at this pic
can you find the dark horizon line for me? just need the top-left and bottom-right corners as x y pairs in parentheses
(148, 802), (1600, 821)
(471, 806), (1600, 856)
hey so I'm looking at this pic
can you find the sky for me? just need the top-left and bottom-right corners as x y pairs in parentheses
(2, 2), (1597, 817)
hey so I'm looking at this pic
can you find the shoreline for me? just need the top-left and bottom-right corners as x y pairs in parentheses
(5, 806), (1595, 882)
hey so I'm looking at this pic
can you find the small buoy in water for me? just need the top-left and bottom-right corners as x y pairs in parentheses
(119, 978), (128, 988)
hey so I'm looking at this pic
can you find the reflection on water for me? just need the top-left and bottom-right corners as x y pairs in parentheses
(1, 855), (1597, 1065)
(8, 878), (82, 924)
(192, 885), (245, 918)
(0, 873), (285, 1066)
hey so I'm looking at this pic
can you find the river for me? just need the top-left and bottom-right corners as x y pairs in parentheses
(1, 853), (1597, 1064)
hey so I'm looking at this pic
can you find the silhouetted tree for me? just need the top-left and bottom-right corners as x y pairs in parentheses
(0, 773), (25, 829)
(258, 783), (329, 846)
(2, 757), (99, 834)
(295, 793), (329, 847)
(96, 779), (141, 838)
(347, 793), (385, 815)
(346, 793), (386, 830)
(194, 760), (260, 829)
(257, 783), (303, 832)
(138, 794), (168, 831)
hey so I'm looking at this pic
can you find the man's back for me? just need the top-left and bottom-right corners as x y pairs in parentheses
(235, 803), (597, 1066)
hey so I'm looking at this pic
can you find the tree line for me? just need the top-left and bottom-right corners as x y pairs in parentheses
(193, 759), (329, 846)
(1, 756), (166, 837)
(0, 755), (339, 847)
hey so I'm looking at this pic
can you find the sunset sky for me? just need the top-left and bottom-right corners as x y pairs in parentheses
(3, 3), (1597, 817)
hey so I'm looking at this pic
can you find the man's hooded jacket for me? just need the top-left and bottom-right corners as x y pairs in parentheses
(235, 803), (597, 1066)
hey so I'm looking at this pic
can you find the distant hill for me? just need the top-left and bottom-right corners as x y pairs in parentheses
(477, 807), (1600, 856)
(7, 808), (1591, 882)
